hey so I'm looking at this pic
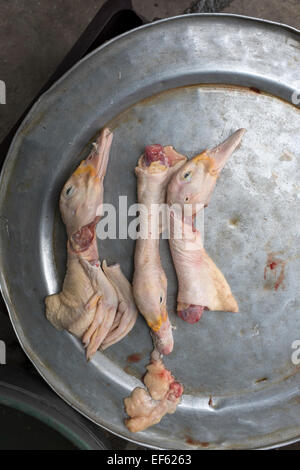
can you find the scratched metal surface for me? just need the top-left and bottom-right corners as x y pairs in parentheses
(0, 15), (300, 449)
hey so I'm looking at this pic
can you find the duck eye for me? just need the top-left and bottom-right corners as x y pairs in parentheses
(160, 296), (163, 303)
(65, 186), (74, 198)
(183, 171), (192, 182)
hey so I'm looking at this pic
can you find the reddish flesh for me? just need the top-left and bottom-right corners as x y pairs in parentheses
(144, 144), (170, 167)
(157, 368), (172, 381)
(124, 354), (183, 432)
(71, 220), (97, 252)
(168, 381), (184, 401)
(177, 304), (205, 324)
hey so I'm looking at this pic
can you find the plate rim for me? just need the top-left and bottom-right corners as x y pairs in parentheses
(1, 13), (300, 450)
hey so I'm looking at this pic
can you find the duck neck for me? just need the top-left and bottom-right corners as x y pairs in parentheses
(67, 223), (100, 266)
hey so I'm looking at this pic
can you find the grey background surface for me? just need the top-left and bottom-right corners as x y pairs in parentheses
(0, 0), (300, 451)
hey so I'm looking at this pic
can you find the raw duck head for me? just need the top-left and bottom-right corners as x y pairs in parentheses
(59, 127), (113, 251)
(167, 129), (246, 213)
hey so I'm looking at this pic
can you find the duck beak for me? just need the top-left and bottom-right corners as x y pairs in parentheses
(147, 308), (167, 332)
(86, 127), (113, 178)
(207, 128), (246, 173)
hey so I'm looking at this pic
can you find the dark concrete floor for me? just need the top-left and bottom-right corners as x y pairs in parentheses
(0, 0), (300, 451)
(0, 0), (104, 141)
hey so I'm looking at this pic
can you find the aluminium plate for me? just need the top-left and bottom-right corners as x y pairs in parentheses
(0, 14), (300, 449)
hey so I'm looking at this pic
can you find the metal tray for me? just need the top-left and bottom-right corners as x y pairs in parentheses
(0, 14), (300, 449)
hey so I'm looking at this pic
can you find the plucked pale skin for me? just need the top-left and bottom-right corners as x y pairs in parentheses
(132, 145), (187, 355)
(126, 146), (185, 433)
(101, 261), (138, 350)
(167, 129), (246, 323)
(124, 350), (183, 433)
(45, 128), (137, 359)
